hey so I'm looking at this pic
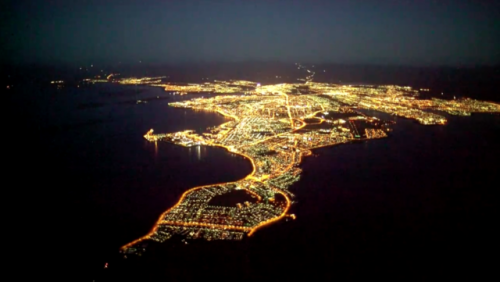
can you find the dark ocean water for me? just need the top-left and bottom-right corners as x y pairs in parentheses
(11, 82), (499, 281)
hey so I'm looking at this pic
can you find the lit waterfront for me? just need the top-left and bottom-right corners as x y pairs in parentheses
(84, 70), (500, 255)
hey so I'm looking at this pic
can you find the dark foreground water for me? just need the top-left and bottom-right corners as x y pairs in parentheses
(11, 83), (499, 281)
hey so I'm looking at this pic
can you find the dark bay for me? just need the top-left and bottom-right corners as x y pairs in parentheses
(13, 83), (252, 279)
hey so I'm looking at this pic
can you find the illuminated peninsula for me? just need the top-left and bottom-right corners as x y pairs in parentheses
(100, 70), (500, 255)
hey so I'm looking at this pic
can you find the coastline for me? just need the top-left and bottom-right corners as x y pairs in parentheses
(121, 105), (290, 249)
(121, 93), (389, 250)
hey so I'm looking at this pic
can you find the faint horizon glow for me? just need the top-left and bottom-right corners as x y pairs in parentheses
(2, 0), (499, 66)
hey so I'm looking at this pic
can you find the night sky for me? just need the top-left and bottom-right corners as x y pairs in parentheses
(3, 0), (500, 66)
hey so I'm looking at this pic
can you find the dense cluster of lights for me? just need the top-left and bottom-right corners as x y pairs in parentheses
(117, 76), (166, 85)
(109, 72), (500, 254)
(305, 83), (500, 124)
(83, 76), (257, 95)
(122, 89), (395, 254)
(158, 80), (256, 95)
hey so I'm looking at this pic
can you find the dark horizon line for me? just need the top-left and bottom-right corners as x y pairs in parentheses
(3, 60), (500, 70)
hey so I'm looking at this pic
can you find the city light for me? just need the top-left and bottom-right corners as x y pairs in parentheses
(84, 71), (500, 255)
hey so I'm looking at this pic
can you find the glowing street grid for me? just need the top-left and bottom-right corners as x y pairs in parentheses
(106, 75), (500, 255)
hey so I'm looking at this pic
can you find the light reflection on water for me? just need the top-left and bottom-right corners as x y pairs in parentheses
(154, 141), (158, 158)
